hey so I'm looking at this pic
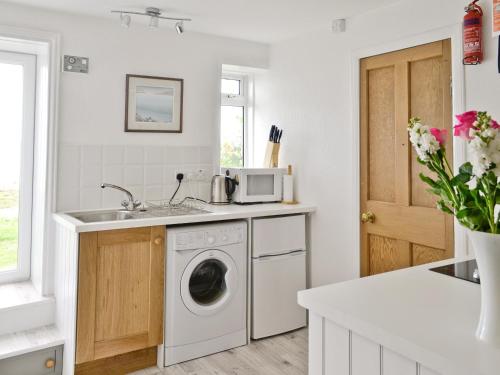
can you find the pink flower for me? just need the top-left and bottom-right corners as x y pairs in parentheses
(456, 111), (478, 124)
(491, 119), (500, 129)
(430, 128), (447, 145)
(454, 111), (478, 140)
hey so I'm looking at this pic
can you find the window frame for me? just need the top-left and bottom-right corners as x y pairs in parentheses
(220, 73), (248, 167)
(0, 51), (36, 284)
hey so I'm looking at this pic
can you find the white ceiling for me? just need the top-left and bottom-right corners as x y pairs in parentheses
(4, 0), (400, 43)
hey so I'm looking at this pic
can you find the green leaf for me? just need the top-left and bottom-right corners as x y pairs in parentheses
(451, 172), (472, 185)
(459, 162), (473, 176)
(419, 173), (440, 189)
(437, 200), (453, 215)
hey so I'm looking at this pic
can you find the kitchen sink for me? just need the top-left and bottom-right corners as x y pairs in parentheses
(67, 206), (211, 223)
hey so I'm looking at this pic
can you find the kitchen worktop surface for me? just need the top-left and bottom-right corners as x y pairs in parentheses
(54, 202), (316, 233)
(298, 258), (500, 375)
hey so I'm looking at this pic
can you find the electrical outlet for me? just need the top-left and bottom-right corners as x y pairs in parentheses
(194, 168), (210, 182)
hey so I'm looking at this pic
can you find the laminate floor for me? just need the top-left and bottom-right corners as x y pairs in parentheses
(129, 329), (308, 375)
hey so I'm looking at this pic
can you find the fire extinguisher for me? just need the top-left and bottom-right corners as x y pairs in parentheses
(463, 0), (483, 65)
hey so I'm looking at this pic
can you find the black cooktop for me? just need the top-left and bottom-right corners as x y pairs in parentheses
(429, 259), (480, 284)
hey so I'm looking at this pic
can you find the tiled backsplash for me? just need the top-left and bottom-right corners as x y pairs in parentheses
(57, 144), (215, 211)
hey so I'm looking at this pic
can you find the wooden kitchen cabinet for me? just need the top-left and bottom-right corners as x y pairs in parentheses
(75, 226), (165, 369)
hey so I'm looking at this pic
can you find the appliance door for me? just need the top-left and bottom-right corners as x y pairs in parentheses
(251, 250), (307, 339)
(252, 214), (306, 258)
(181, 249), (239, 316)
(237, 169), (283, 203)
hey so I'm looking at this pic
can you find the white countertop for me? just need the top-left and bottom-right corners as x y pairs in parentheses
(298, 258), (500, 375)
(53, 203), (316, 233)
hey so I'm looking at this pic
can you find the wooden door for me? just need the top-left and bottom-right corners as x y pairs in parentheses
(76, 226), (165, 364)
(360, 40), (454, 276)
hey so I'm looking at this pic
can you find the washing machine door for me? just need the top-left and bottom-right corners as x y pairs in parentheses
(180, 249), (239, 316)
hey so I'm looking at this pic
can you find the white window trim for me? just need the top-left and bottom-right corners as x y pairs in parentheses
(0, 26), (61, 294)
(0, 51), (36, 284)
(220, 73), (250, 167)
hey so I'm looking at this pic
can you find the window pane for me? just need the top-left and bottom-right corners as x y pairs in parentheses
(220, 106), (244, 168)
(0, 63), (23, 272)
(221, 79), (240, 95)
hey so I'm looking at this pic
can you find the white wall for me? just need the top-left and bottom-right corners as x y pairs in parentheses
(255, 0), (500, 287)
(0, 2), (269, 210)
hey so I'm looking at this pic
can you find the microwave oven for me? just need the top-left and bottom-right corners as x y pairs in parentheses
(224, 168), (286, 204)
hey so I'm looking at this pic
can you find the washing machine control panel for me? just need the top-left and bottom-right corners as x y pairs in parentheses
(174, 225), (244, 251)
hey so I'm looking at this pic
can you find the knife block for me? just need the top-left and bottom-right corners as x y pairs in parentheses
(263, 142), (280, 168)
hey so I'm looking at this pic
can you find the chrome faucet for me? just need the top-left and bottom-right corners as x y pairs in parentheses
(100, 183), (141, 211)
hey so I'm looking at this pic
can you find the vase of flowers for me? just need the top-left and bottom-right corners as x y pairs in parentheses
(407, 111), (500, 345)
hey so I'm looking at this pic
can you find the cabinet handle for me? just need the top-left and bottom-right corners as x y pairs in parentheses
(45, 359), (55, 368)
(154, 237), (163, 245)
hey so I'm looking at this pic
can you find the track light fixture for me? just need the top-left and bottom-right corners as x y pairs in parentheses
(111, 7), (191, 33)
(149, 16), (159, 28)
(120, 13), (131, 28)
(175, 21), (184, 35)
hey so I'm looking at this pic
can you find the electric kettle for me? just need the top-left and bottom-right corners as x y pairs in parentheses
(210, 171), (238, 204)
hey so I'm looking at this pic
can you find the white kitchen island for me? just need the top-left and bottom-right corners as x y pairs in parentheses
(298, 259), (500, 375)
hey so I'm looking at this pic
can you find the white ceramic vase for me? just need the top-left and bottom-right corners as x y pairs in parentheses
(469, 230), (500, 345)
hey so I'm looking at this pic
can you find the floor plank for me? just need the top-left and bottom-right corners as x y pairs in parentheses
(129, 329), (307, 375)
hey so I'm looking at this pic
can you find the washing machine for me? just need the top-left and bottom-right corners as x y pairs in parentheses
(163, 221), (247, 366)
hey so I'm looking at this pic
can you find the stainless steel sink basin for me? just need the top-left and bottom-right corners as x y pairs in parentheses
(68, 209), (152, 223)
(67, 206), (211, 223)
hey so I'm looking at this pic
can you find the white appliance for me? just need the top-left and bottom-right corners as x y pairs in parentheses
(251, 214), (307, 339)
(224, 167), (286, 204)
(164, 222), (247, 366)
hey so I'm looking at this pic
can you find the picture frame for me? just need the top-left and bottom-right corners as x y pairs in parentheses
(125, 74), (183, 133)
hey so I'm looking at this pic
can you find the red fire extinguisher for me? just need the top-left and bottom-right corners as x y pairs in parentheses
(463, 0), (483, 65)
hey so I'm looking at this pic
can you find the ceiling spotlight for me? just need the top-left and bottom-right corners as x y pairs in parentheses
(175, 21), (184, 34)
(149, 16), (159, 28)
(120, 13), (131, 28)
(111, 7), (191, 33)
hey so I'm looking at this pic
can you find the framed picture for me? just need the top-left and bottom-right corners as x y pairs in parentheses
(125, 74), (183, 133)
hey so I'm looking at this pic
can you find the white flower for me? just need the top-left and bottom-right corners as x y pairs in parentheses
(407, 122), (440, 162)
(467, 128), (500, 178)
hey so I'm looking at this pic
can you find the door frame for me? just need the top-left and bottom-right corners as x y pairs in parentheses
(350, 24), (467, 278)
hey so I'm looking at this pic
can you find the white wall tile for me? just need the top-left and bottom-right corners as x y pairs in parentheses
(163, 185), (178, 200)
(80, 165), (102, 188)
(57, 187), (80, 212)
(182, 146), (200, 165)
(124, 166), (144, 186)
(58, 143), (214, 210)
(58, 145), (80, 190)
(144, 186), (164, 201)
(198, 183), (212, 202)
(124, 146), (144, 164)
(163, 166), (178, 185)
(145, 166), (163, 185)
(81, 145), (102, 165)
(103, 146), (124, 165)
(80, 187), (101, 209)
(199, 146), (213, 164)
(145, 146), (164, 164)
(102, 188), (125, 209)
(103, 165), (124, 185)
(164, 146), (183, 165)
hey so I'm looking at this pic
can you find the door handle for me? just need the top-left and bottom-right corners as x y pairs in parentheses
(361, 211), (375, 223)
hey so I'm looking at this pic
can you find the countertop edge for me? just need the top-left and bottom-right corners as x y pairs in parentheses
(53, 203), (316, 233)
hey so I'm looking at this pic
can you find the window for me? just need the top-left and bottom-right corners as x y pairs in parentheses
(0, 51), (36, 283)
(220, 75), (247, 168)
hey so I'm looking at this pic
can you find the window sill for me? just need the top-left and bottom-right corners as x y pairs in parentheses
(0, 281), (55, 336)
(0, 325), (62, 361)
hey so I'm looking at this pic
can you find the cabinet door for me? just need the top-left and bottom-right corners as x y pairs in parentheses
(76, 226), (165, 364)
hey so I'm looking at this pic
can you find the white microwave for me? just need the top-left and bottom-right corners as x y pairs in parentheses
(224, 168), (286, 204)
